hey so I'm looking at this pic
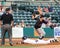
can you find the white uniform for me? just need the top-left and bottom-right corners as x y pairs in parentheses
(23, 38), (52, 44)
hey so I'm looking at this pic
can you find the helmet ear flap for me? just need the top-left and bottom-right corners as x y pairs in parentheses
(22, 36), (27, 40)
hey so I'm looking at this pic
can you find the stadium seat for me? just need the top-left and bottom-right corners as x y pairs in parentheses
(12, 2), (60, 27)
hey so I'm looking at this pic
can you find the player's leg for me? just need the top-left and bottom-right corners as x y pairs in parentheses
(36, 28), (46, 39)
(1, 25), (6, 45)
(40, 28), (45, 36)
(7, 24), (13, 46)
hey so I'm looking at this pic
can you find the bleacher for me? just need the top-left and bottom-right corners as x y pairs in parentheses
(11, 2), (60, 27)
(0, 1), (60, 27)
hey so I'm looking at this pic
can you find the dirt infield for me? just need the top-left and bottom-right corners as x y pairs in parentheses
(0, 38), (60, 48)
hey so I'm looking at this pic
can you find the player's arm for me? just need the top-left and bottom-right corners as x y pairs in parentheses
(32, 14), (35, 19)
(0, 20), (2, 26)
(43, 18), (53, 27)
(37, 6), (43, 15)
(11, 21), (14, 27)
(0, 15), (3, 26)
(11, 14), (14, 27)
(32, 13), (38, 20)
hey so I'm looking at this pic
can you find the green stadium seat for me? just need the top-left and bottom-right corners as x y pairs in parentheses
(12, 2), (60, 27)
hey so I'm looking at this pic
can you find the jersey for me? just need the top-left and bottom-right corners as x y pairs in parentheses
(34, 15), (48, 29)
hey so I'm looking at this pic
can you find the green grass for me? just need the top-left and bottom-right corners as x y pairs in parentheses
(0, 46), (33, 48)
